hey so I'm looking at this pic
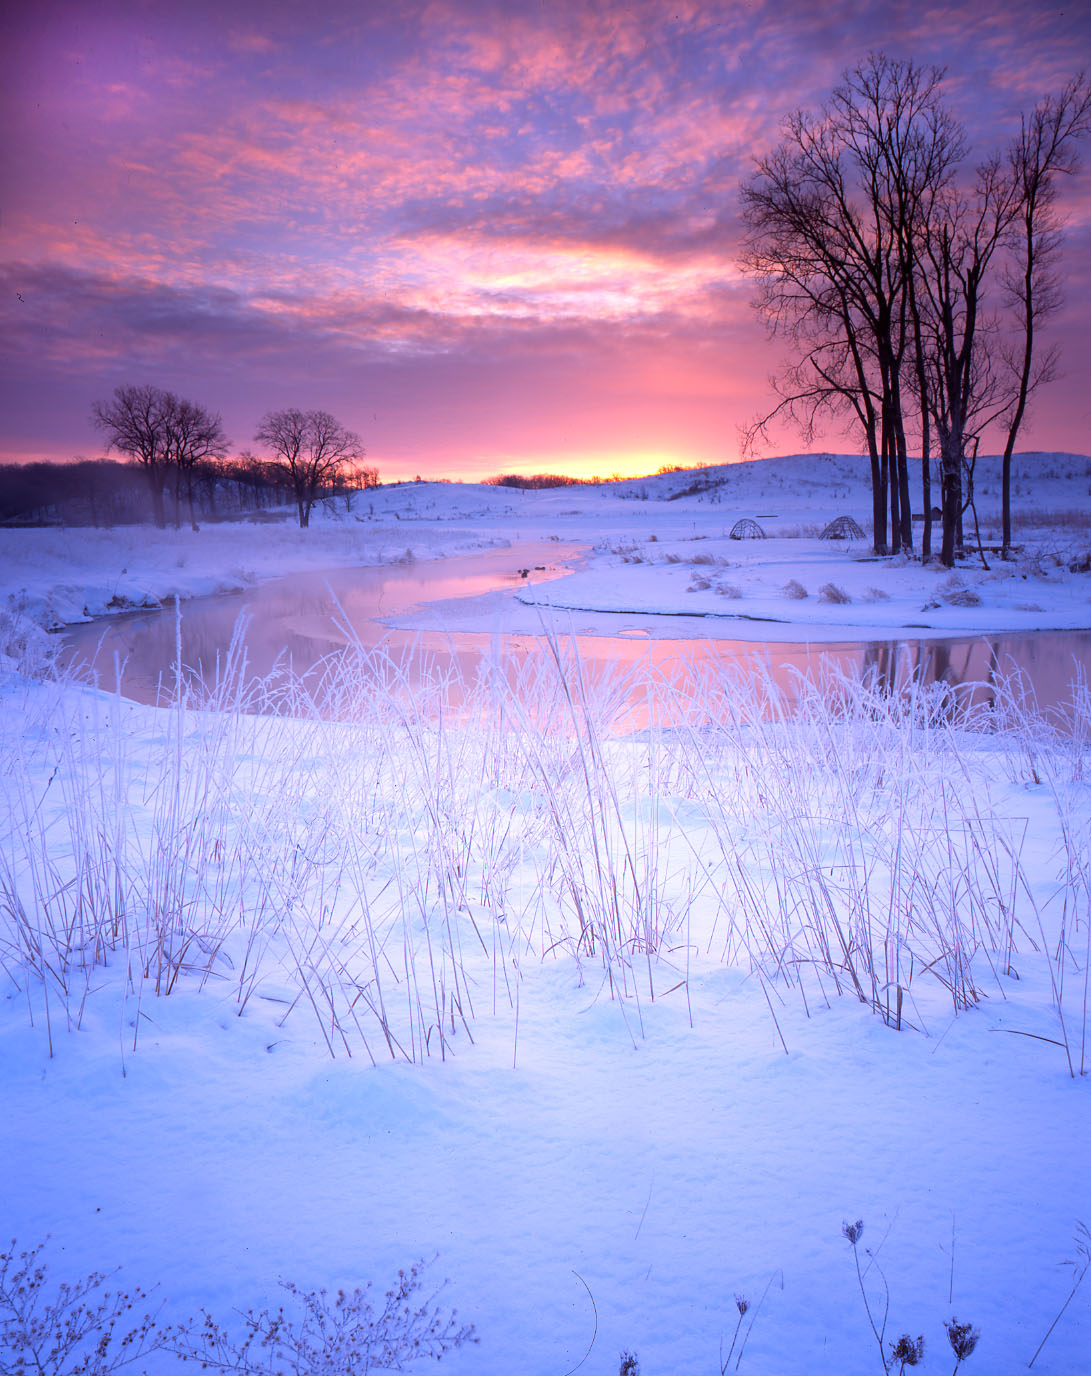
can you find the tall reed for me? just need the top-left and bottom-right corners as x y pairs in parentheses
(1, 624), (1086, 1070)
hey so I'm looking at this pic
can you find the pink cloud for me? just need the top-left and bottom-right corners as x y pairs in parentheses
(3, 0), (1089, 477)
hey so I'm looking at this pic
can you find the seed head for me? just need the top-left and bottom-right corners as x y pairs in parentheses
(945, 1317), (980, 1362)
(890, 1333), (925, 1366)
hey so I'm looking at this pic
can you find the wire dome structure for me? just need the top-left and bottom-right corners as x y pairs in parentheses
(729, 518), (766, 539)
(820, 515), (866, 540)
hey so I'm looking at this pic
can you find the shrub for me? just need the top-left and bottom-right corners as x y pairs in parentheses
(0, 1242), (475, 1376)
(0, 1239), (161, 1376)
(164, 1260), (476, 1373)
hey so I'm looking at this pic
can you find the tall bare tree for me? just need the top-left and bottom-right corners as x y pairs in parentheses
(254, 408), (365, 527)
(999, 75), (1091, 554)
(742, 57), (959, 555)
(742, 57), (1088, 567)
(162, 395), (228, 531)
(912, 156), (1016, 566)
(91, 384), (173, 528)
(92, 385), (229, 530)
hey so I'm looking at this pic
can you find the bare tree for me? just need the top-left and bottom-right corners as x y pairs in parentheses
(742, 57), (959, 555)
(91, 385), (228, 530)
(91, 384), (173, 528)
(742, 57), (1088, 568)
(161, 395), (228, 530)
(914, 156), (1018, 566)
(347, 461), (381, 491)
(254, 408), (365, 527)
(914, 78), (1088, 566)
(999, 75), (1091, 554)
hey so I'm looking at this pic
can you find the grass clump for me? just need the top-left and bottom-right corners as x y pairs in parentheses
(4, 633), (1090, 1076)
(818, 582), (852, 604)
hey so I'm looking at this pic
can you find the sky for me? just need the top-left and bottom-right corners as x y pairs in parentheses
(2, 0), (1090, 483)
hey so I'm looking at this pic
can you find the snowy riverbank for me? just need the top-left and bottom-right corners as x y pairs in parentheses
(2, 453), (1090, 653)
(2, 455), (1090, 1375)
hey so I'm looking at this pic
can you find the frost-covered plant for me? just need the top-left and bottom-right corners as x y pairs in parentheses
(719, 1293), (750, 1371)
(890, 1332), (924, 1371)
(0, 1239), (162, 1376)
(941, 584), (981, 607)
(818, 582), (852, 604)
(0, 596), (58, 680)
(945, 1316), (980, 1371)
(718, 1272), (781, 1371)
(782, 579), (808, 599)
(842, 1220), (891, 1374)
(1028, 1220), (1091, 1367)
(618, 1350), (640, 1375)
(2, 629), (1083, 1068)
(163, 1259), (476, 1373)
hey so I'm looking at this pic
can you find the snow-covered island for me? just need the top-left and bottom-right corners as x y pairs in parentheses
(2, 453), (1090, 1376)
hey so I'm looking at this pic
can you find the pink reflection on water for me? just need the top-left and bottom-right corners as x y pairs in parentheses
(61, 544), (1091, 729)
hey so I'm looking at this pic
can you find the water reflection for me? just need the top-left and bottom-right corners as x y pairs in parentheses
(60, 544), (1091, 726)
(60, 542), (578, 703)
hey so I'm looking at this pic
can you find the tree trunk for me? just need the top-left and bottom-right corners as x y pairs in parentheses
(185, 473), (199, 532)
(867, 426), (887, 555)
(894, 419), (914, 553)
(147, 469), (167, 529)
(1001, 236), (1035, 556)
(886, 423), (902, 556)
(939, 439), (962, 567)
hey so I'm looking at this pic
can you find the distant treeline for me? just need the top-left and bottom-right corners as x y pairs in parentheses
(0, 454), (374, 528)
(484, 463), (712, 489)
(486, 471), (640, 489)
(485, 473), (585, 489)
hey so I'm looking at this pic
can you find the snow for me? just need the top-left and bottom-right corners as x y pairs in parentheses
(2, 452), (1089, 645)
(2, 454), (1091, 1375)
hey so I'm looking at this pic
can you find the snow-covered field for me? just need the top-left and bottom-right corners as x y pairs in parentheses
(2, 452), (1090, 646)
(2, 454), (1091, 1375)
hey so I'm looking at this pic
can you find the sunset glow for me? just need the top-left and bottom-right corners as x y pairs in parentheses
(3, 0), (1090, 481)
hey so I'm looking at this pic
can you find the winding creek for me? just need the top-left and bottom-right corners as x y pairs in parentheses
(61, 541), (1091, 722)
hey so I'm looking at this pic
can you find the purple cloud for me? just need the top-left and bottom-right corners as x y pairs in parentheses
(3, 0), (1089, 478)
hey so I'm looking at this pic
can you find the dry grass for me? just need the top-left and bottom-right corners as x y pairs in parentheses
(818, 583), (852, 604)
(2, 637), (1089, 1074)
(1009, 509), (1091, 532)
